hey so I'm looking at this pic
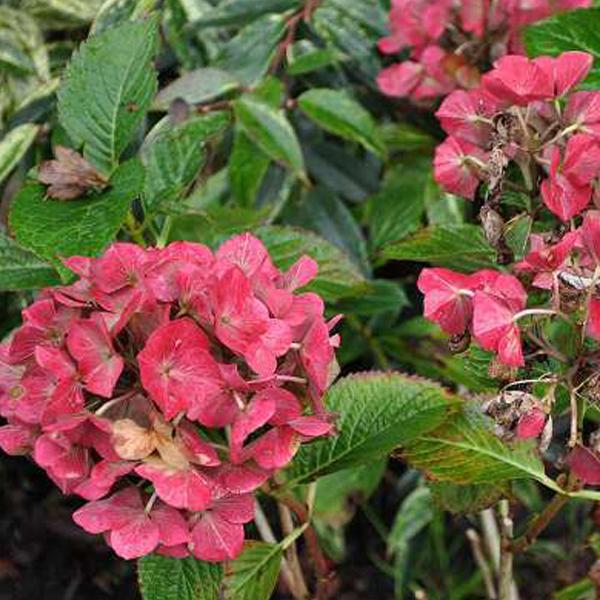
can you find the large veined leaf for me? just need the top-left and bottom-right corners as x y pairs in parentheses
(223, 542), (282, 600)
(234, 96), (306, 181)
(138, 555), (223, 600)
(58, 19), (158, 174)
(154, 69), (240, 110)
(380, 225), (496, 271)
(298, 88), (385, 156)
(9, 159), (144, 278)
(429, 481), (508, 514)
(0, 123), (39, 185)
(142, 112), (230, 214)
(524, 8), (600, 89)
(279, 373), (458, 491)
(194, 0), (301, 27)
(229, 129), (271, 207)
(254, 225), (366, 302)
(20, 0), (105, 29)
(0, 230), (60, 291)
(91, 0), (159, 35)
(403, 408), (558, 489)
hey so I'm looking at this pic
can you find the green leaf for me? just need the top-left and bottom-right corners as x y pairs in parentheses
(9, 159), (144, 278)
(138, 555), (223, 600)
(194, 0), (301, 27)
(314, 461), (386, 526)
(214, 14), (286, 86)
(0, 230), (60, 291)
(142, 113), (230, 214)
(298, 89), (385, 156)
(524, 8), (600, 89)
(429, 481), (508, 514)
(20, 0), (105, 29)
(234, 96), (306, 181)
(229, 130), (271, 208)
(58, 19), (158, 174)
(154, 68), (240, 111)
(254, 225), (366, 302)
(403, 407), (558, 489)
(367, 160), (431, 251)
(380, 122), (435, 153)
(387, 486), (433, 557)
(224, 542), (282, 600)
(287, 44), (339, 75)
(279, 373), (458, 490)
(282, 185), (370, 275)
(336, 280), (408, 317)
(380, 225), (496, 271)
(91, 0), (159, 35)
(0, 123), (39, 185)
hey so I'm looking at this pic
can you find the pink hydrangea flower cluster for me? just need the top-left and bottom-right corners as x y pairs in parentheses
(434, 51), (600, 221)
(0, 234), (340, 561)
(377, 0), (590, 101)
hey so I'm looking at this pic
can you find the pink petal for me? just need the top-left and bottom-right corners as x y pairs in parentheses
(516, 409), (547, 439)
(190, 513), (245, 562)
(109, 514), (160, 559)
(569, 445), (600, 485)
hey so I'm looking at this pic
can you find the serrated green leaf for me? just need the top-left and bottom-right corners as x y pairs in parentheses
(336, 279), (408, 317)
(525, 8), (600, 89)
(229, 130), (271, 208)
(223, 542), (282, 600)
(367, 160), (431, 251)
(194, 0), (300, 27)
(403, 407), (558, 488)
(154, 68), (240, 110)
(138, 555), (223, 600)
(429, 481), (508, 514)
(254, 225), (366, 302)
(279, 373), (458, 491)
(0, 123), (39, 185)
(380, 225), (496, 271)
(0, 230), (60, 291)
(234, 96), (306, 181)
(20, 0), (105, 29)
(9, 159), (144, 278)
(298, 88), (385, 156)
(142, 112), (230, 214)
(58, 19), (158, 174)
(287, 44), (339, 75)
(214, 14), (286, 86)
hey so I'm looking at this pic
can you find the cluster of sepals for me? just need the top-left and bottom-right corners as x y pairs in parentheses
(420, 50), (600, 483)
(377, 0), (590, 101)
(0, 233), (340, 561)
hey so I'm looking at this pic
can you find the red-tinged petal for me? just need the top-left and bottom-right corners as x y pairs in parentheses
(587, 297), (600, 340)
(34, 346), (76, 380)
(288, 416), (334, 437)
(156, 544), (190, 558)
(472, 292), (514, 352)
(580, 210), (600, 264)
(516, 409), (547, 439)
(541, 176), (591, 221)
(212, 494), (255, 524)
(265, 388), (302, 426)
(73, 487), (143, 534)
(569, 445), (600, 485)
(0, 422), (37, 455)
(435, 89), (495, 144)
(496, 325), (524, 367)
(34, 435), (89, 481)
(109, 515), (160, 560)
(417, 268), (474, 334)
(566, 91), (600, 128)
(74, 460), (134, 501)
(67, 318), (124, 398)
(176, 421), (221, 467)
(279, 256), (318, 291)
(135, 463), (213, 511)
(216, 462), (270, 494)
(91, 242), (148, 294)
(554, 51), (593, 96)
(249, 426), (299, 470)
(562, 134), (600, 187)
(377, 62), (423, 98)
(216, 233), (277, 280)
(189, 513), (245, 562)
(433, 136), (485, 199)
(300, 320), (335, 397)
(150, 502), (190, 547)
(231, 394), (276, 459)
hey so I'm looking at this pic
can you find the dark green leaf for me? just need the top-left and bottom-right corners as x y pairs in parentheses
(138, 555), (223, 600)
(387, 486), (433, 557)
(9, 160), (144, 278)
(279, 373), (458, 490)
(429, 481), (508, 514)
(380, 225), (496, 271)
(154, 68), (240, 110)
(223, 542), (282, 600)
(229, 130), (271, 208)
(194, 0), (301, 27)
(58, 19), (158, 174)
(380, 122), (436, 153)
(0, 230), (60, 290)
(298, 88), (385, 156)
(524, 8), (600, 89)
(234, 96), (306, 180)
(336, 279), (408, 317)
(287, 44), (339, 75)
(0, 123), (39, 185)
